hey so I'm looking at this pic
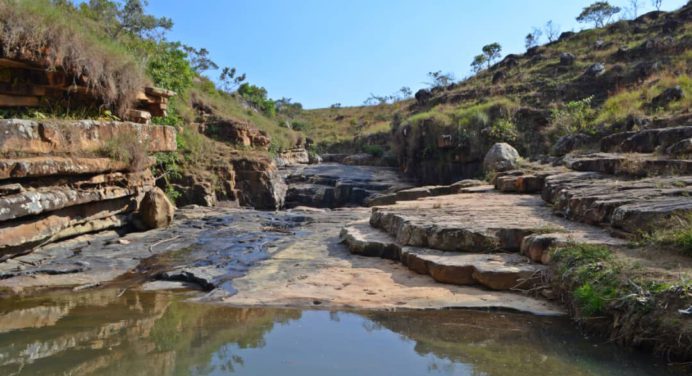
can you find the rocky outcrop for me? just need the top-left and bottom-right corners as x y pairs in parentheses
(203, 118), (271, 149)
(232, 158), (287, 210)
(284, 163), (412, 208)
(542, 172), (692, 234)
(0, 119), (176, 154)
(601, 126), (692, 153)
(564, 152), (692, 177)
(0, 119), (176, 258)
(276, 148), (310, 167)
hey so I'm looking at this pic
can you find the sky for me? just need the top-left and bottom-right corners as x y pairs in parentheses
(144, 0), (688, 109)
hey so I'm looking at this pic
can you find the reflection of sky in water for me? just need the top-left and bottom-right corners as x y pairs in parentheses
(0, 290), (684, 376)
(199, 311), (470, 376)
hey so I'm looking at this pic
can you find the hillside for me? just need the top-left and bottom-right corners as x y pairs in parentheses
(300, 4), (691, 182)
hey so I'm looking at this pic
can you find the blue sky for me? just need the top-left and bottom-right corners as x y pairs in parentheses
(145, 0), (687, 109)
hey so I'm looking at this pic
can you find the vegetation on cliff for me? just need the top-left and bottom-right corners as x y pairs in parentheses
(297, 2), (691, 181)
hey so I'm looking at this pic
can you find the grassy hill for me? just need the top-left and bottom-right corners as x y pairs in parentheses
(298, 3), (691, 181)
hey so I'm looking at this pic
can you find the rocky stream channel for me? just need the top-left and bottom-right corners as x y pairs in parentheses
(0, 157), (689, 375)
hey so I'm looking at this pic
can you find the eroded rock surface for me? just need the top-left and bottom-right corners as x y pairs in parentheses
(0, 206), (563, 315)
(284, 163), (413, 208)
(369, 191), (623, 253)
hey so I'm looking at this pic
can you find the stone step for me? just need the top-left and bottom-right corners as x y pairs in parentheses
(543, 172), (692, 233)
(340, 222), (546, 291)
(564, 152), (692, 177)
(369, 191), (625, 253)
(365, 180), (489, 206)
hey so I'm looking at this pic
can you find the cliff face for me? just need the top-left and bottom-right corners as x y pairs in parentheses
(0, 119), (176, 258)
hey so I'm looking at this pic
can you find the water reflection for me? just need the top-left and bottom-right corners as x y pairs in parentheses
(0, 290), (682, 375)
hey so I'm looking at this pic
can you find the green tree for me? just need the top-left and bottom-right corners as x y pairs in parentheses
(481, 43), (502, 68)
(238, 83), (276, 117)
(470, 54), (487, 73)
(183, 46), (218, 73)
(219, 67), (246, 93)
(576, 2), (621, 28)
(427, 71), (455, 88)
(118, 0), (172, 39)
(146, 42), (195, 94)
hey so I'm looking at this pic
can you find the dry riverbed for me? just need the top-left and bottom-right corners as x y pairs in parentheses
(0, 205), (563, 315)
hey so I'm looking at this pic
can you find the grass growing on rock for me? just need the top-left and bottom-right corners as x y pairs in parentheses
(0, 0), (148, 115)
(550, 243), (692, 359)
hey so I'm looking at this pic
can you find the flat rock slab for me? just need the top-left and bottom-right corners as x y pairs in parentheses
(341, 222), (547, 291)
(370, 191), (624, 253)
(543, 172), (692, 233)
(565, 152), (692, 177)
(221, 209), (564, 315)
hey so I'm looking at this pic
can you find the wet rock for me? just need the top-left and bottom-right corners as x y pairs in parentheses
(559, 52), (576, 66)
(285, 164), (411, 208)
(139, 188), (175, 229)
(483, 143), (520, 173)
(342, 153), (381, 166)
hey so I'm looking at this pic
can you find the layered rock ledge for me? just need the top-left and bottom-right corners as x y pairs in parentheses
(0, 119), (177, 258)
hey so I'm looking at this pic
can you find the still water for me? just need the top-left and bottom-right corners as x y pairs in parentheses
(0, 289), (682, 376)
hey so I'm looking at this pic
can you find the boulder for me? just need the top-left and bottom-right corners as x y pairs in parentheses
(649, 85), (684, 109)
(559, 52), (576, 66)
(558, 31), (575, 41)
(483, 143), (520, 173)
(585, 63), (606, 77)
(414, 89), (432, 105)
(139, 188), (175, 229)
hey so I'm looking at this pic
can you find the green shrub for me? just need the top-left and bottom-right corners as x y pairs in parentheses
(362, 144), (384, 157)
(550, 96), (597, 137)
(238, 83), (276, 117)
(100, 131), (149, 171)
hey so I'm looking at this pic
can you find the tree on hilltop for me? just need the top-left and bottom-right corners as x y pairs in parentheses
(481, 43), (502, 68)
(470, 54), (487, 73)
(525, 27), (542, 50)
(651, 0), (663, 10)
(576, 2), (621, 28)
(544, 20), (560, 42)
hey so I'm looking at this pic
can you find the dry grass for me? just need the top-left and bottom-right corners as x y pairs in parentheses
(0, 0), (148, 115)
